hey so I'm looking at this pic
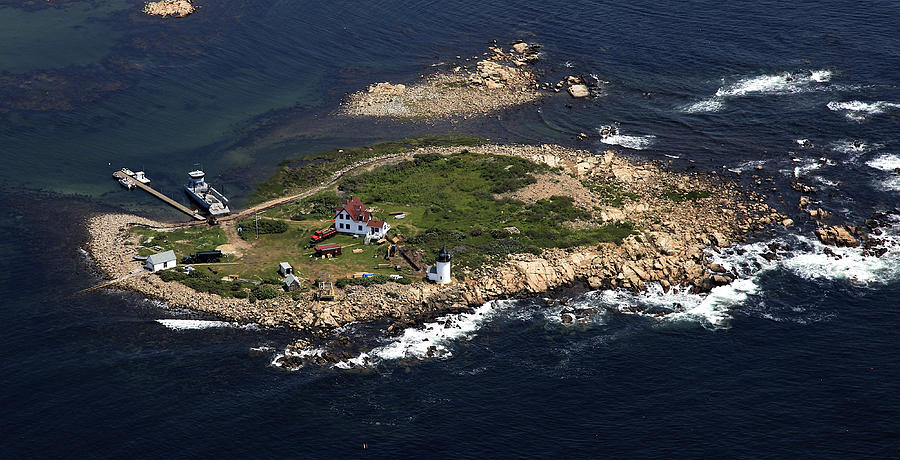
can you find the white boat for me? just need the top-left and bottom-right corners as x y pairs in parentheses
(133, 170), (151, 184)
(184, 170), (230, 216)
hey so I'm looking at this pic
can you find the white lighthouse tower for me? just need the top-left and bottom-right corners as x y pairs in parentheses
(427, 248), (452, 284)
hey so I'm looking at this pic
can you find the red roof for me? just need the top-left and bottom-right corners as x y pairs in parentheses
(335, 196), (371, 222)
(367, 220), (385, 229)
(314, 243), (341, 251)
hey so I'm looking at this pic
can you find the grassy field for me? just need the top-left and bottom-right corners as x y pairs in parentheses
(130, 226), (228, 259)
(250, 134), (487, 204)
(143, 144), (638, 293)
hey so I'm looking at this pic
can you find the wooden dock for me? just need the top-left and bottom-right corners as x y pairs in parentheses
(114, 171), (205, 221)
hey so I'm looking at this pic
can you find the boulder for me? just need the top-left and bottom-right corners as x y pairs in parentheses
(815, 226), (859, 248)
(512, 42), (529, 54)
(568, 84), (590, 98)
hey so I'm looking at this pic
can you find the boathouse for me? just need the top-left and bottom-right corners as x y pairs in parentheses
(146, 250), (177, 272)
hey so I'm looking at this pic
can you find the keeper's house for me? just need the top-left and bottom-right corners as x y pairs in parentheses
(334, 196), (390, 240)
(146, 250), (177, 272)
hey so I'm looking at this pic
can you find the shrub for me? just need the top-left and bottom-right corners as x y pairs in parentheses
(237, 218), (288, 239)
(233, 290), (249, 299)
(469, 226), (483, 237)
(251, 285), (281, 300)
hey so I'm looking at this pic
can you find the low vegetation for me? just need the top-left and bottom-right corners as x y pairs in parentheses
(250, 134), (487, 204)
(338, 152), (634, 269)
(129, 226), (227, 258)
(335, 274), (414, 289)
(158, 269), (255, 298)
(237, 218), (288, 240)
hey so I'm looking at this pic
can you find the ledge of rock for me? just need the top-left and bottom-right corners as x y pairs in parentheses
(815, 225), (859, 248)
(143, 0), (195, 18)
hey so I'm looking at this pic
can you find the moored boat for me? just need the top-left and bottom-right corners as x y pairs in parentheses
(184, 170), (230, 216)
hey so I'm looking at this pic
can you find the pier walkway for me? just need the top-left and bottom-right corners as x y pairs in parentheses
(114, 171), (205, 221)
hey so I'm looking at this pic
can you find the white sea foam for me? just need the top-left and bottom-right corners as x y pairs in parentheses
(827, 100), (900, 121)
(155, 319), (258, 330)
(878, 176), (900, 191)
(683, 69), (833, 113)
(830, 139), (876, 156)
(728, 159), (768, 174)
(716, 70), (832, 97)
(867, 154), (900, 172)
(600, 134), (656, 150)
(681, 99), (724, 113)
(367, 300), (508, 361)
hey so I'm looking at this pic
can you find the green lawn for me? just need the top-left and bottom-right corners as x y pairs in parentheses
(130, 226), (228, 260)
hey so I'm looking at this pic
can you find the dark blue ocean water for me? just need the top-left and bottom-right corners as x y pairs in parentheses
(2, 0), (899, 457)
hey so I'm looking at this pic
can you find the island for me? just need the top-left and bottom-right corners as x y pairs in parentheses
(86, 134), (785, 366)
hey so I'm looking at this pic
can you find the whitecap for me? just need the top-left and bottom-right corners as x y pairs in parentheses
(878, 176), (900, 191)
(681, 98), (725, 113)
(367, 300), (508, 361)
(827, 100), (900, 121)
(716, 70), (832, 97)
(683, 69), (833, 113)
(155, 319), (258, 330)
(867, 154), (900, 172)
(600, 134), (656, 150)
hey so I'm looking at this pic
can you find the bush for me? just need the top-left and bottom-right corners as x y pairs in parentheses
(335, 274), (412, 289)
(469, 226), (483, 237)
(251, 284), (281, 300)
(237, 218), (288, 239)
(233, 290), (249, 299)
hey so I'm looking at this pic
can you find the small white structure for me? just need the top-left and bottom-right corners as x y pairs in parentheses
(278, 262), (293, 277)
(146, 250), (177, 272)
(284, 274), (301, 291)
(426, 248), (452, 284)
(335, 196), (390, 241)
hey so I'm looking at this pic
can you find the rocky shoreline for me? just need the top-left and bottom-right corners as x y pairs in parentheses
(86, 143), (785, 364)
(341, 42), (545, 119)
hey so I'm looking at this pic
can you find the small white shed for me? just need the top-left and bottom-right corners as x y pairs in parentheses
(146, 250), (177, 272)
(284, 274), (301, 291)
(279, 262), (293, 277)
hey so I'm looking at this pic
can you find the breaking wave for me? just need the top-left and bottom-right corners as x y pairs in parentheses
(155, 319), (259, 330)
(682, 69), (835, 113)
(866, 154), (900, 172)
(596, 126), (656, 150)
(827, 100), (900, 121)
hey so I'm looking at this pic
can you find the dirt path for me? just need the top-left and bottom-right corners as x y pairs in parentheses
(209, 152), (413, 251)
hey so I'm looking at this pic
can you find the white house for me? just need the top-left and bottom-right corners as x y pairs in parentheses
(334, 196), (390, 241)
(426, 248), (452, 284)
(278, 262), (293, 277)
(146, 250), (177, 272)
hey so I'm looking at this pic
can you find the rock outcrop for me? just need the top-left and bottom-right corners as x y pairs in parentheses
(143, 0), (195, 18)
(342, 42), (542, 119)
(815, 225), (859, 248)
